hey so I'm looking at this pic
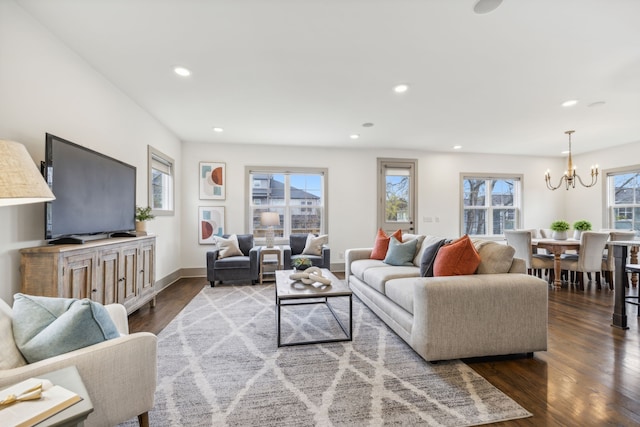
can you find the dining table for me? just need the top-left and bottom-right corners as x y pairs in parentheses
(533, 238), (581, 289)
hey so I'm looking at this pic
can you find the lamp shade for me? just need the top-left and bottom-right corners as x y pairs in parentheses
(0, 140), (55, 207)
(260, 212), (280, 226)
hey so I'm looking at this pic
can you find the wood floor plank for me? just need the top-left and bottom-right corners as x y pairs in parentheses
(128, 275), (640, 426)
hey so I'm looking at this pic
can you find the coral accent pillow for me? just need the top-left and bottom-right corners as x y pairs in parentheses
(370, 229), (403, 260)
(433, 235), (481, 277)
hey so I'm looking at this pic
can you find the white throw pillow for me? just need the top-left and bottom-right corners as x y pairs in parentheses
(0, 302), (26, 369)
(302, 234), (328, 256)
(216, 235), (243, 259)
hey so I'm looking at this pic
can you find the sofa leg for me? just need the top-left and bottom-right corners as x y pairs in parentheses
(210, 281), (215, 287)
(138, 412), (149, 427)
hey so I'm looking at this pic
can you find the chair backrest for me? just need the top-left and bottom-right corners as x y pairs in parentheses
(539, 228), (553, 239)
(222, 234), (254, 256)
(609, 231), (636, 241)
(290, 233), (310, 255)
(578, 231), (611, 271)
(504, 230), (533, 268)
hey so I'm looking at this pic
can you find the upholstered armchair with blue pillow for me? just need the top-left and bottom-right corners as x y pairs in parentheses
(206, 234), (261, 286)
(0, 296), (157, 427)
(283, 233), (330, 270)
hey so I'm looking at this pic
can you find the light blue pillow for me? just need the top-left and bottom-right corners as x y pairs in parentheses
(383, 236), (418, 266)
(12, 293), (120, 363)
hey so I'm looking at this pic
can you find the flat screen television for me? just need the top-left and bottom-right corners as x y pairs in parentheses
(44, 133), (136, 244)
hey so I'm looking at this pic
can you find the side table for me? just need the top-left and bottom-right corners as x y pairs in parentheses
(260, 247), (282, 284)
(1, 366), (94, 427)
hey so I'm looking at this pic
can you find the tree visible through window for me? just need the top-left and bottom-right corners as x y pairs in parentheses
(462, 175), (521, 236)
(247, 167), (327, 241)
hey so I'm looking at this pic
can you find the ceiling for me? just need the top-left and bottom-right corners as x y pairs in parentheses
(15, 0), (640, 156)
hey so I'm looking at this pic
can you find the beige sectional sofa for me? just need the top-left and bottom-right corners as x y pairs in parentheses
(345, 236), (548, 362)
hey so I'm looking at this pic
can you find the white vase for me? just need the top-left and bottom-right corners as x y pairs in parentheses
(573, 230), (582, 240)
(553, 230), (568, 240)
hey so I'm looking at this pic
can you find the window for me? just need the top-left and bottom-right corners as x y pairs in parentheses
(147, 146), (174, 215)
(461, 174), (522, 236)
(246, 166), (327, 241)
(606, 168), (640, 232)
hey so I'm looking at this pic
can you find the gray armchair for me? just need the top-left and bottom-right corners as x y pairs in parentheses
(283, 233), (330, 270)
(206, 234), (261, 286)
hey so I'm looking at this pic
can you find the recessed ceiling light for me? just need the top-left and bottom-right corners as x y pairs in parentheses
(561, 150), (570, 154)
(213, 127), (223, 132)
(362, 122), (374, 127)
(174, 66), (191, 77)
(562, 99), (578, 107)
(393, 84), (409, 93)
(588, 101), (606, 108)
(453, 145), (462, 150)
(473, 0), (503, 14)
(350, 134), (360, 140)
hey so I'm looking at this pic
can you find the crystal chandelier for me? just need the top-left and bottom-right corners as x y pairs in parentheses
(544, 130), (599, 190)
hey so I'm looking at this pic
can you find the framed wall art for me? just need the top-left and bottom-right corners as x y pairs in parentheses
(199, 162), (226, 200)
(199, 206), (225, 244)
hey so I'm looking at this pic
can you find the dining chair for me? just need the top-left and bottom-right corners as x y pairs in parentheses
(560, 231), (610, 290)
(601, 230), (636, 289)
(504, 230), (554, 282)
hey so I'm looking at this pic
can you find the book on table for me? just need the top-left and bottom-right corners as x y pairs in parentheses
(0, 377), (82, 427)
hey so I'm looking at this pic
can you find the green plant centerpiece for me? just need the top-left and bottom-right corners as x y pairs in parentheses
(135, 206), (154, 233)
(572, 219), (592, 240)
(550, 220), (570, 240)
(291, 257), (312, 271)
(573, 220), (592, 231)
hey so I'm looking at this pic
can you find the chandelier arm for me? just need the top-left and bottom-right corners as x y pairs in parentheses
(574, 172), (599, 188)
(545, 175), (568, 191)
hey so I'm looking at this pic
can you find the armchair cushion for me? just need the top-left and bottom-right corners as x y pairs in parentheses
(289, 234), (309, 255)
(302, 234), (328, 256)
(12, 294), (120, 364)
(216, 234), (243, 259)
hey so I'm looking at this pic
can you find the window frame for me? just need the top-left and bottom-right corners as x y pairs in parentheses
(245, 166), (328, 244)
(459, 173), (523, 237)
(147, 145), (175, 216)
(604, 165), (640, 232)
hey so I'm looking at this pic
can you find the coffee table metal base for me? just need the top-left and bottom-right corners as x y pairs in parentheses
(277, 296), (352, 347)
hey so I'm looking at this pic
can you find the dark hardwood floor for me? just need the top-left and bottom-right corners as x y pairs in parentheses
(128, 275), (640, 426)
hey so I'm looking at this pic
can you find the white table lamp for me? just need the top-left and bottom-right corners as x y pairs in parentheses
(0, 140), (55, 206)
(260, 212), (280, 248)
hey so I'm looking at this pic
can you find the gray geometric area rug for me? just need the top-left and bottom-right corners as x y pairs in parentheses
(120, 284), (531, 426)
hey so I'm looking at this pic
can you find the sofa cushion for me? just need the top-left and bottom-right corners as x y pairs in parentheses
(433, 235), (481, 277)
(402, 233), (427, 265)
(420, 238), (447, 277)
(12, 293), (120, 364)
(302, 234), (328, 256)
(0, 300), (26, 369)
(371, 228), (402, 260)
(385, 278), (416, 314)
(473, 240), (516, 274)
(362, 265), (420, 294)
(383, 237), (418, 266)
(216, 234), (244, 259)
(350, 259), (387, 282)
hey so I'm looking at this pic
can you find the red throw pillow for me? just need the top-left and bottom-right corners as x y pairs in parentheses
(433, 235), (481, 276)
(370, 228), (403, 260)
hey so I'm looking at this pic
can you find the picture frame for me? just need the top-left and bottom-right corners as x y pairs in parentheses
(199, 162), (226, 200)
(199, 206), (225, 244)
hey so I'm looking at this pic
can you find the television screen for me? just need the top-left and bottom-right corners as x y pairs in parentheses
(44, 133), (136, 242)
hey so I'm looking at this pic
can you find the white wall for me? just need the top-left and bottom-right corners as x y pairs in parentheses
(0, 1), (182, 304)
(181, 141), (567, 269)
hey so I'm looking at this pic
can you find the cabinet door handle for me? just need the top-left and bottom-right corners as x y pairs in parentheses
(92, 289), (97, 293)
